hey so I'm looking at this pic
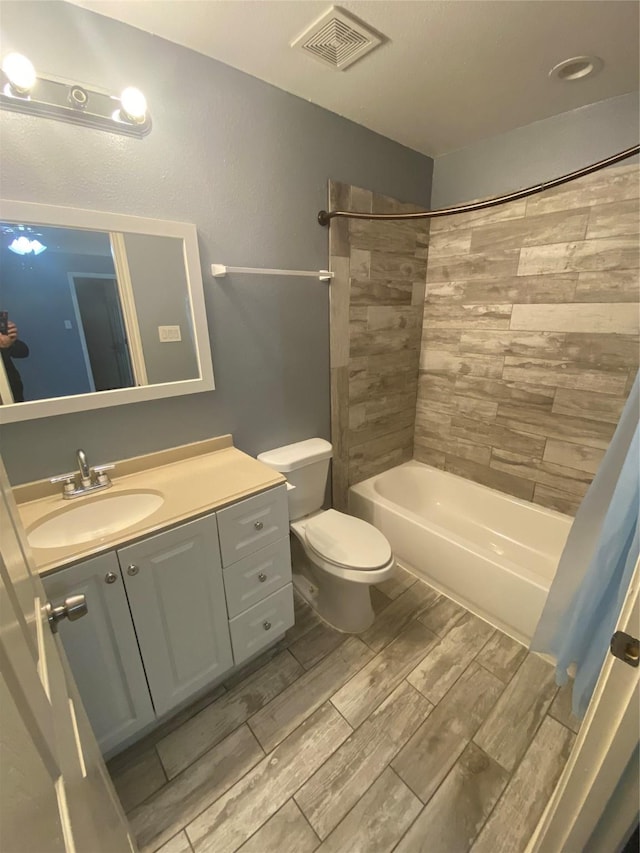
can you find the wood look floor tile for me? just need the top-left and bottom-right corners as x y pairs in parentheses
(416, 594), (466, 637)
(108, 746), (166, 814)
(248, 637), (373, 752)
(289, 621), (347, 670)
(331, 622), (438, 728)
(474, 653), (558, 772)
(295, 681), (431, 839)
(476, 632), (527, 683)
(375, 565), (417, 600)
(129, 725), (263, 852)
(549, 681), (582, 734)
(370, 585), (391, 614)
(471, 717), (575, 853)
(392, 662), (504, 803)
(395, 742), (510, 853)
(236, 800), (319, 853)
(156, 651), (303, 778)
(186, 703), (351, 853)
(360, 582), (439, 652)
(285, 593), (324, 644)
(155, 831), (192, 853)
(316, 768), (422, 853)
(408, 611), (495, 704)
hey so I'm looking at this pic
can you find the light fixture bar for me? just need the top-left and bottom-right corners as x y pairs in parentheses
(1, 58), (151, 138)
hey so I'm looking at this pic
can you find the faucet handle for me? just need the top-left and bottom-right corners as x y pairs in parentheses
(50, 472), (78, 496)
(92, 463), (115, 485)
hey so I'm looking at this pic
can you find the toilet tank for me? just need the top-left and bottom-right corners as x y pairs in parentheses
(257, 438), (332, 521)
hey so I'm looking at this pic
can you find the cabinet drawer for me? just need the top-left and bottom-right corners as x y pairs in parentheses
(229, 584), (294, 665)
(224, 537), (291, 618)
(217, 485), (289, 567)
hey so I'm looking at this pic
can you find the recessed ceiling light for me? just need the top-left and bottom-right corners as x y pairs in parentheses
(549, 55), (604, 81)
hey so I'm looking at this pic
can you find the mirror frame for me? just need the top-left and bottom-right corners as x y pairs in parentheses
(0, 200), (214, 423)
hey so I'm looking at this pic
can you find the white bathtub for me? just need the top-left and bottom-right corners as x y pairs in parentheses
(349, 460), (573, 644)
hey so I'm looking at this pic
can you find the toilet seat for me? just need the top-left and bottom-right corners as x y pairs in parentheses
(304, 509), (392, 571)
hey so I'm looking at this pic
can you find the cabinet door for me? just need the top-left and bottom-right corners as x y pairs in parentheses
(118, 514), (233, 717)
(42, 552), (156, 754)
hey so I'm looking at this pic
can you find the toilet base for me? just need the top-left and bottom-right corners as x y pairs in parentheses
(290, 537), (379, 633)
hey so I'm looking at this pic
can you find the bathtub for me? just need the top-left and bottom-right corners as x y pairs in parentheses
(349, 460), (573, 644)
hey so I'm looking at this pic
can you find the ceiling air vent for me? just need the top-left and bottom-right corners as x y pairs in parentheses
(291, 7), (384, 71)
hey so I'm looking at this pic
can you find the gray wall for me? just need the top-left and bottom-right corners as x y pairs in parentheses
(432, 92), (640, 207)
(0, 1), (432, 484)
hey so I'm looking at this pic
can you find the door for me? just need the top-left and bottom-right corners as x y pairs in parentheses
(527, 557), (640, 852)
(42, 552), (156, 754)
(118, 513), (233, 717)
(0, 456), (134, 852)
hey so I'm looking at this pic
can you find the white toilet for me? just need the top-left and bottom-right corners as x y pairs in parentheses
(257, 438), (395, 633)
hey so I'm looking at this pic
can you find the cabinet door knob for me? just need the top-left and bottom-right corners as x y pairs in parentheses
(254, 521), (264, 531)
(127, 564), (139, 576)
(105, 572), (118, 584)
(258, 572), (267, 583)
(263, 620), (272, 631)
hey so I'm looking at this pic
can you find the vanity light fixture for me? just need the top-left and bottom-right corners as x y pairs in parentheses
(0, 52), (151, 138)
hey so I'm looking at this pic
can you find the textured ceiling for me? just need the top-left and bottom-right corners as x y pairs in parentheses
(68, 0), (640, 156)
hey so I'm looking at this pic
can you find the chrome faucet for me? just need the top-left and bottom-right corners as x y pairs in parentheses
(50, 449), (116, 499)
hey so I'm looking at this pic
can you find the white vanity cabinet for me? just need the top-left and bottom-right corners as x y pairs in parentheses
(117, 513), (233, 717)
(41, 551), (156, 754)
(40, 484), (293, 755)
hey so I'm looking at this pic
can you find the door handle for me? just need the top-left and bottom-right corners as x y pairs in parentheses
(45, 594), (88, 634)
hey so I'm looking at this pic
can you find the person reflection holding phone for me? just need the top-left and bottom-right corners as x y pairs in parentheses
(0, 318), (29, 402)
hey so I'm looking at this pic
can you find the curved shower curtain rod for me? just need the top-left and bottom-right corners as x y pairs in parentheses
(317, 143), (640, 226)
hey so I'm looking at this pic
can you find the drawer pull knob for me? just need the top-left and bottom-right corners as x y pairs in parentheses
(263, 620), (272, 631)
(258, 572), (267, 583)
(105, 572), (118, 584)
(127, 564), (139, 576)
(254, 521), (264, 531)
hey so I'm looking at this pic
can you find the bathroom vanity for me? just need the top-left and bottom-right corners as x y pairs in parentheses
(15, 436), (294, 755)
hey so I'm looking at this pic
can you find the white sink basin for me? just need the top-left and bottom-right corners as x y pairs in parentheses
(28, 491), (165, 549)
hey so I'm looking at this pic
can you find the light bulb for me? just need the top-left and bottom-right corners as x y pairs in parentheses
(2, 53), (36, 94)
(8, 236), (47, 255)
(119, 87), (147, 123)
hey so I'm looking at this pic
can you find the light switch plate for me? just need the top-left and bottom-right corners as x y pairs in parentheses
(158, 325), (182, 342)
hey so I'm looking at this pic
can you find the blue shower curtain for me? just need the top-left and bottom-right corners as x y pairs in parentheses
(531, 371), (639, 718)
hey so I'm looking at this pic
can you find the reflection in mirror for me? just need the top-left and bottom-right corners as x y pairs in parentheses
(0, 223), (200, 405)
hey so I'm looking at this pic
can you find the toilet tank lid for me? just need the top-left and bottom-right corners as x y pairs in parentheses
(257, 438), (332, 472)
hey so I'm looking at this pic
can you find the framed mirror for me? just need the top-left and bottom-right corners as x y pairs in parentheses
(0, 201), (214, 423)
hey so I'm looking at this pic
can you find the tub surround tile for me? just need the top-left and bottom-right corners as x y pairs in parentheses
(469, 209), (589, 252)
(248, 637), (373, 753)
(489, 449), (591, 498)
(316, 768), (422, 853)
(585, 199), (640, 240)
(471, 717), (575, 853)
(331, 621), (438, 728)
(360, 581), (440, 652)
(533, 483), (583, 516)
(408, 611), (495, 704)
(476, 632), (527, 683)
(444, 454), (535, 502)
(552, 387), (628, 423)
(474, 653), (558, 772)
(524, 164), (639, 216)
(236, 801), (319, 853)
(156, 650), (303, 779)
(130, 725), (264, 852)
(295, 681), (431, 839)
(542, 438), (605, 476)
(510, 302), (639, 335)
(395, 742), (510, 853)
(392, 661), (504, 804)
(185, 703), (351, 853)
(575, 270), (640, 302)
(495, 405), (616, 450)
(501, 356), (629, 395)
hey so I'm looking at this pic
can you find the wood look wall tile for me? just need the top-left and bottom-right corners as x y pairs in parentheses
(474, 654), (558, 771)
(564, 333), (639, 371)
(453, 395), (499, 420)
(443, 455), (535, 502)
(350, 220), (418, 254)
(518, 237), (639, 277)
(350, 325), (420, 358)
(429, 199), (527, 233)
(350, 278), (413, 305)
(424, 303), (513, 329)
(495, 404), (616, 449)
(414, 432), (492, 466)
(420, 327), (462, 349)
(295, 681), (431, 840)
(502, 356), (629, 395)
(420, 349), (504, 378)
(574, 270), (640, 302)
(532, 483), (583, 516)
(451, 414), (546, 457)
(454, 376), (555, 411)
(426, 251), (519, 284)
(412, 279), (426, 305)
(430, 274), (578, 305)
(367, 305), (421, 331)
(542, 438), (605, 475)
(427, 228), (473, 256)
(552, 387), (628, 423)
(348, 426), (414, 486)
(413, 443), (446, 468)
(489, 449), (591, 498)
(471, 717), (575, 853)
(349, 247), (370, 278)
(586, 198), (640, 239)
(186, 703), (351, 853)
(391, 662), (504, 804)
(459, 329), (567, 359)
(370, 251), (427, 282)
(510, 302), (640, 335)
(524, 164), (639, 216)
(329, 257), (350, 369)
(470, 209), (589, 252)
(395, 742), (510, 853)
(350, 186), (373, 212)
